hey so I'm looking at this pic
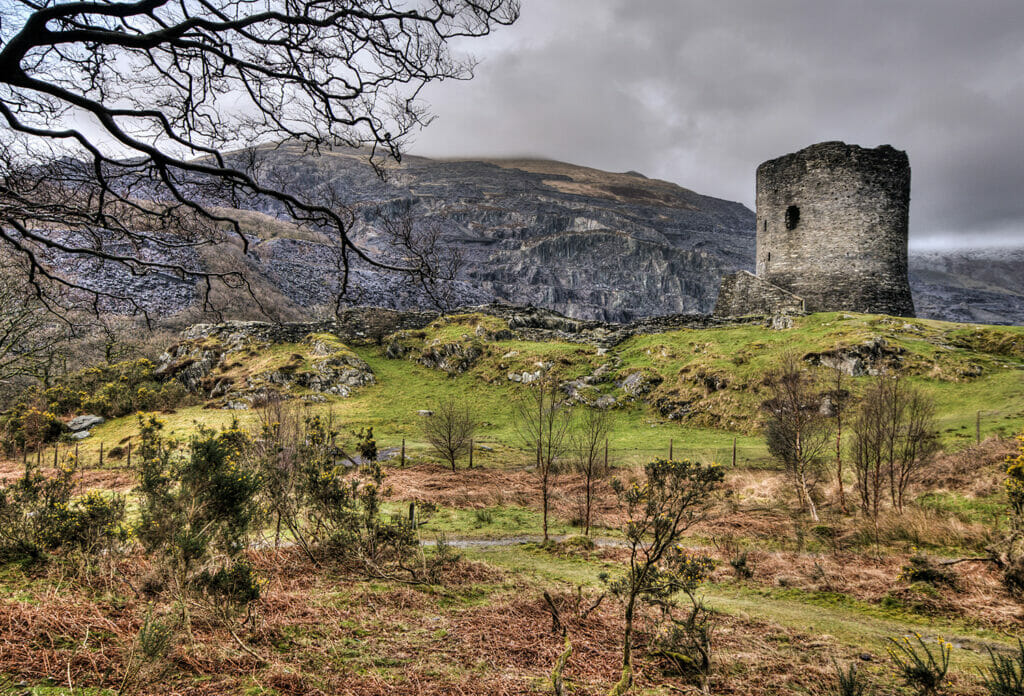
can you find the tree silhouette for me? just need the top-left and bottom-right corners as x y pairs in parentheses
(0, 0), (519, 316)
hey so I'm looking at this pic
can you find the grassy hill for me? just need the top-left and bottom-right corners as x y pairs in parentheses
(2, 310), (1023, 695)
(57, 310), (1024, 472)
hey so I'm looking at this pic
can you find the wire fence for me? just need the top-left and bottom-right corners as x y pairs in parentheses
(14, 408), (1023, 475)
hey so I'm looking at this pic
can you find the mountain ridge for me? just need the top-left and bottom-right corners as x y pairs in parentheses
(46, 144), (1024, 325)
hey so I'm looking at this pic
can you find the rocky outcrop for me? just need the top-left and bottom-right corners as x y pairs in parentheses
(156, 320), (377, 406)
(803, 338), (905, 376)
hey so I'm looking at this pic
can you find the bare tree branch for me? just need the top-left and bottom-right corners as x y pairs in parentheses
(0, 0), (519, 316)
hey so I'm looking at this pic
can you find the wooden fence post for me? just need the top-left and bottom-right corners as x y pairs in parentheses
(732, 437), (737, 467)
(401, 438), (406, 467)
(669, 438), (673, 460)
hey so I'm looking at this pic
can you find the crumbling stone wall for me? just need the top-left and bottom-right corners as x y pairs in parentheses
(755, 141), (915, 317)
(713, 270), (805, 317)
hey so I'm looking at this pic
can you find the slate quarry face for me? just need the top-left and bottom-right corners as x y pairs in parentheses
(755, 141), (916, 317)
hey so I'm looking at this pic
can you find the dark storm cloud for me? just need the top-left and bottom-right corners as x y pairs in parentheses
(414, 0), (1024, 248)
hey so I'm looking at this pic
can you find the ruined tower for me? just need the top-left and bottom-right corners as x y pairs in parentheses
(715, 141), (916, 318)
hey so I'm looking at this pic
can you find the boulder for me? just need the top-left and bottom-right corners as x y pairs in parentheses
(67, 414), (105, 432)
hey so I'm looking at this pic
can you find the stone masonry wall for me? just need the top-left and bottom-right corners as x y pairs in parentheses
(713, 270), (805, 317)
(755, 141), (915, 317)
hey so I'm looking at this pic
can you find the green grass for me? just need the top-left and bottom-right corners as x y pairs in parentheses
(54, 311), (1024, 474)
(394, 503), (618, 540)
(466, 543), (1020, 676)
(704, 583), (1017, 671)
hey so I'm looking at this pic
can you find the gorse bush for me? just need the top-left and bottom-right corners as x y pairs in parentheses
(254, 411), (427, 581)
(134, 415), (263, 630)
(0, 455), (128, 562)
(729, 550), (755, 580)
(0, 405), (63, 452)
(900, 549), (958, 588)
(605, 458), (724, 695)
(1000, 433), (1024, 596)
(0, 358), (194, 453)
(832, 660), (872, 696)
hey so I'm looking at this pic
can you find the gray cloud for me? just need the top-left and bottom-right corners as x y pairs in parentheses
(413, 0), (1024, 248)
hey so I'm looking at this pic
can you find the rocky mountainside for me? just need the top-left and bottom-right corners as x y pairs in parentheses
(50, 144), (1023, 325)
(234, 146), (756, 322)
(909, 247), (1024, 325)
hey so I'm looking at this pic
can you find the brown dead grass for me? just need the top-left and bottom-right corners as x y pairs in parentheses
(918, 436), (1016, 496)
(0, 457), (136, 493)
(384, 463), (628, 528)
(0, 546), (906, 696)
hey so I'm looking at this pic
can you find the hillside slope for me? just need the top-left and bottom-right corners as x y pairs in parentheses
(43, 307), (1024, 470)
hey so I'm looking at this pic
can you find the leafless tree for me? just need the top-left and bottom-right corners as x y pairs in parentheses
(514, 376), (573, 543)
(378, 207), (464, 312)
(0, 256), (75, 399)
(851, 376), (938, 516)
(422, 396), (476, 472)
(825, 367), (855, 513)
(571, 405), (613, 536)
(0, 0), (519, 315)
(762, 353), (833, 522)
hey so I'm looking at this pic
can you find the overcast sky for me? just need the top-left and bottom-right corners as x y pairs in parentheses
(413, 0), (1024, 249)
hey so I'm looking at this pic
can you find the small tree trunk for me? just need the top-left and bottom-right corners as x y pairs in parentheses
(800, 471), (820, 523)
(584, 472), (592, 536)
(836, 419), (848, 513)
(542, 473), (550, 543)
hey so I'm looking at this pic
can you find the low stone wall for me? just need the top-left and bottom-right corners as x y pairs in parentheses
(713, 271), (805, 317)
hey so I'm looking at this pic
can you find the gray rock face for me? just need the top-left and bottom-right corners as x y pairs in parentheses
(803, 338), (905, 376)
(909, 247), (1024, 325)
(220, 147), (758, 322)
(67, 414), (105, 432)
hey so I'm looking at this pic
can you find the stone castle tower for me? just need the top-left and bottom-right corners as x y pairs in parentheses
(715, 141), (916, 318)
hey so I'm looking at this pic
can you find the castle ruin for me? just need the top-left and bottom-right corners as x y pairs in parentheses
(714, 141), (916, 318)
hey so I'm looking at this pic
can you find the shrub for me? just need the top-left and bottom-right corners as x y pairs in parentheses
(134, 415), (263, 631)
(900, 550), (957, 588)
(833, 660), (872, 696)
(0, 455), (128, 562)
(887, 633), (952, 696)
(196, 559), (264, 621)
(980, 638), (1024, 696)
(729, 550), (755, 580)
(605, 458), (724, 695)
(1, 358), (192, 454)
(254, 413), (429, 581)
(0, 405), (63, 452)
(1000, 433), (1024, 596)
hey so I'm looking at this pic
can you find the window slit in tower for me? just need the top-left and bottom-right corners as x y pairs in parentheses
(785, 205), (800, 230)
